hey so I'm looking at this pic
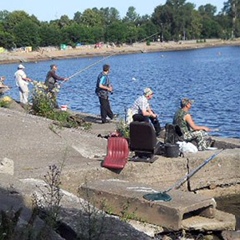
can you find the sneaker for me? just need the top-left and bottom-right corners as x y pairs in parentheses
(206, 147), (218, 150)
(113, 114), (119, 119)
(102, 120), (110, 124)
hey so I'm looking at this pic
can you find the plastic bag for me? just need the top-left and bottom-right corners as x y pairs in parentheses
(126, 108), (133, 124)
(177, 141), (198, 153)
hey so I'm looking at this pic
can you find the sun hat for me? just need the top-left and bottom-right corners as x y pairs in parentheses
(144, 87), (154, 97)
(181, 98), (194, 107)
(18, 64), (25, 69)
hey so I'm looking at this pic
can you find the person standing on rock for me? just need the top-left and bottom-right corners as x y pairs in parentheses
(14, 64), (32, 105)
(45, 64), (68, 108)
(95, 64), (116, 123)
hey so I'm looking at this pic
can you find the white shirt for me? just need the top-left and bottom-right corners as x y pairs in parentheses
(15, 69), (28, 87)
(131, 95), (150, 115)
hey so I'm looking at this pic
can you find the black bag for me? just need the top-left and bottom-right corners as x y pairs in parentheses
(164, 123), (183, 144)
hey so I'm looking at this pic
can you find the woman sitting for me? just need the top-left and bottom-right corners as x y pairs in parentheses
(173, 98), (214, 151)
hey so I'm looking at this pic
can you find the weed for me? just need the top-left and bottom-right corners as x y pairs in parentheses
(0, 98), (11, 108)
(30, 81), (92, 130)
(116, 120), (130, 139)
(33, 164), (63, 230)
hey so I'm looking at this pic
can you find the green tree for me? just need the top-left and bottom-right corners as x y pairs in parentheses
(80, 8), (104, 27)
(0, 31), (15, 49)
(39, 23), (62, 46)
(3, 11), (40, 32)
(123, 6), (139, 23)
(106, 21), (128, 43)
(198, 4), (222, 38)
(99, 7), (120, 25)
(73, 11), (82, 24)
(13, 19), (40, 48)
(222, 0), (240, 38)
(0, 10), (10, 22)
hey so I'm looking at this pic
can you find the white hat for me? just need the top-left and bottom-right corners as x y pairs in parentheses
(18, 64), (25, 69)
(144, 87), (154, 97)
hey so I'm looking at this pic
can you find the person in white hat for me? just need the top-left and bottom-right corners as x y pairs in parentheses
(14, 64), (32, 105)
(131, 87), (161, 137)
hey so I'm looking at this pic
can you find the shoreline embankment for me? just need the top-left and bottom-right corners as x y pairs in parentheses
(1, 39), (240, 65)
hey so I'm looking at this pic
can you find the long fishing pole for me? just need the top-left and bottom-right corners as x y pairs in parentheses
(67, 54), (113, 80)
(143, 149), (224, 202)
(163, 149), (224, 193)
(64, 31), (160, 81)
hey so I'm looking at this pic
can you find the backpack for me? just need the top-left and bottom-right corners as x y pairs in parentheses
(164, 123), (183, 144)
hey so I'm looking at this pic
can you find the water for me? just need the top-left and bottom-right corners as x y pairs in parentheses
(0, 46), (240, 139)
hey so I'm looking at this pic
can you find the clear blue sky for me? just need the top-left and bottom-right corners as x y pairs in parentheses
(1, 0), (224, 21)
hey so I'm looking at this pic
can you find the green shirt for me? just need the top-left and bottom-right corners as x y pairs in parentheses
(173, 109), (192, 134)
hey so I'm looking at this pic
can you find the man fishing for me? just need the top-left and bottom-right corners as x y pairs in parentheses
(95, 64), (116, 123)
(45, 64), (69, 108)
(14, 64), (33, 105)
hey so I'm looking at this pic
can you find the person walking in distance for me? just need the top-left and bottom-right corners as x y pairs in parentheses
(95, 64), (115, 123)
(14, 64), (32, 105)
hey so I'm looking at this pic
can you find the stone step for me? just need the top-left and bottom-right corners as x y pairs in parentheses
(79, 179), (236, 231)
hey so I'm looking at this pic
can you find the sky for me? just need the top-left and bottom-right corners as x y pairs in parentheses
(1, 0), (225, 22)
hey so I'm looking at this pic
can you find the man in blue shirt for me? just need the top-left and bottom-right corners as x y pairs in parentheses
(95, 64), (114, 123)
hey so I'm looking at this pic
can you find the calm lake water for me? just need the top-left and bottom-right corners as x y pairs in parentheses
(1, 46), (240, 229)
(1, 46), (240, 139)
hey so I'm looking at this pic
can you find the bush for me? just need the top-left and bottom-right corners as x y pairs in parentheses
(30, 81), (91, 129)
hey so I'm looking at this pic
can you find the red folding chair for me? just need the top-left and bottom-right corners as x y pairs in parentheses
(102, 137), (129, 170)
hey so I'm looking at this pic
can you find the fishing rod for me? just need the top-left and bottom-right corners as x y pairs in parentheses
(63, 31), (160, 82)
(67, 54), (113, 80)
(163, 149), (224, 193)
(143, 149), (224, 202)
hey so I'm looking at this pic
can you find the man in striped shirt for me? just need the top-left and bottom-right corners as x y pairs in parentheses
(131, 87), (161, 137)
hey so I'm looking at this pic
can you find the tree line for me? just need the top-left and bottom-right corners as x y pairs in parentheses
(0, 0), (239, 50)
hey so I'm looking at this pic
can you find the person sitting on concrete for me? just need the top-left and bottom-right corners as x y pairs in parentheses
(131, 87), (161, 137)
(173, 98), (214, 151)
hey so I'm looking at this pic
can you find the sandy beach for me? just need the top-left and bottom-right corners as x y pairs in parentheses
(1, 39), (240, 65)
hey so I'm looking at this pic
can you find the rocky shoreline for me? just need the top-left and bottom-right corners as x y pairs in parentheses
(1, 39), (240, 65)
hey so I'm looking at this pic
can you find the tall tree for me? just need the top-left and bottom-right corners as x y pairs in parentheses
(123, 6), (139, 23)
(222, 0), (240, 37)
(13, 19), (40, 48)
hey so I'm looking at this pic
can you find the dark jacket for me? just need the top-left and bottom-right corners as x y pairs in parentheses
(45, 70), (64, 91)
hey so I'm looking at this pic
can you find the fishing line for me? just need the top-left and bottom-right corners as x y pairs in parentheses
(64, 31), (160, 82)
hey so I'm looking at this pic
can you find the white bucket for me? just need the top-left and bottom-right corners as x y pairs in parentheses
(61, 105), (68, 111)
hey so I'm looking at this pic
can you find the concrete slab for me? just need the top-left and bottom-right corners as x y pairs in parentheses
(78, 179), (236, 231)
(182, 210), (236, 231)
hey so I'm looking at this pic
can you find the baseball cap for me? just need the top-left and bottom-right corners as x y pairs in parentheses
(144, 87), (154, 97)
(181, 98), (194, 107)
(18, 64), (25, 69)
